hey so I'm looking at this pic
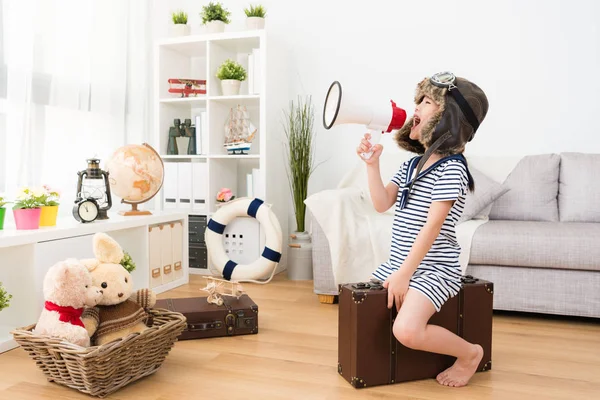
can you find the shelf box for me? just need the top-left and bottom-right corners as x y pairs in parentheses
(209, 99), (260, 156)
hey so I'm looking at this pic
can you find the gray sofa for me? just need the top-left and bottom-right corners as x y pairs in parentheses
(310, 152), (600, 318)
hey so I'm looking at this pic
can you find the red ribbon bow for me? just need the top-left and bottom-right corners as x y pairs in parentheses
(44, 301), (85, 327)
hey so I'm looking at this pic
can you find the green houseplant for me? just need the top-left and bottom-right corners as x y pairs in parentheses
(39, 185), (60, 227)
(282, 95), (318, 280)
(216, 59), (247, 96)
(120, 251), (136, 273)
(0, 196), (8, 230)
(170, 10), (189, 37)
(200, 2), (231, 33)
(12, 187), (44, 230)
(244, 4), (266, 30)
(0, 282), (12, 312)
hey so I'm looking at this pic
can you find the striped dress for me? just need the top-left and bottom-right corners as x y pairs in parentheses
(372, 155), (469, 311)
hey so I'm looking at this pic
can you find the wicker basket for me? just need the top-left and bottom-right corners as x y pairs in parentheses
(11, 308), (186, 398)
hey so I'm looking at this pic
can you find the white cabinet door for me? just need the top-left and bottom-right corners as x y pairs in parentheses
(171, 221), (184, 281)
(34, 234), (96, 314)
(148, 225), (163, 288)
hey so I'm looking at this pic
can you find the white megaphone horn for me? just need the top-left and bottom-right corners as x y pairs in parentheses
(322, 81), (407, 159)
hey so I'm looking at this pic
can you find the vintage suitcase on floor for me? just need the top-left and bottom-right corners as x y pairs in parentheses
(338, 275), (493, 388)
(155, 294), (258, 340)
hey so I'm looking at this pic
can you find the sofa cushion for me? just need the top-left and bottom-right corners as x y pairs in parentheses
(469, 220), (600, 272)
(489, 154), (560, 222)
(458, 167), (509, 223)
(559, 152), (600, 222)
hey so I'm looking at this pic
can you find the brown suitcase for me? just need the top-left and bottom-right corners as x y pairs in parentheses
(155, 294), (258, 340)
(338, 275), (493, 388)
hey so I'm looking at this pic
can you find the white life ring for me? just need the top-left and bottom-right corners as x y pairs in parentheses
(205, 197), (282, 282)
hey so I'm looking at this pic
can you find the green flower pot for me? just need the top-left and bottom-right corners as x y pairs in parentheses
(0, 207), (5, 230)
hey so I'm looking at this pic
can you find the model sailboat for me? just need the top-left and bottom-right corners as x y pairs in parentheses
(224, 105), (257, 155)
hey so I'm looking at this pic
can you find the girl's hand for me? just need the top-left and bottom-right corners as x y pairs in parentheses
(383, 270), (410, 311)
(356, 133), (383, 164)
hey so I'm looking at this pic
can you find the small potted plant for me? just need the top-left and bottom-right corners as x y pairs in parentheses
(120, 251), (136, 273)
(244, 4), (266, 30)
(216, 59), (247, 96)
(0, 282), (12, 312)
(12, 187), (44, 230)
(39, 185), (60, 227)
(200, 2), (231, 34)
(170, 10), (189, 37)
(0, 196), (8, 230)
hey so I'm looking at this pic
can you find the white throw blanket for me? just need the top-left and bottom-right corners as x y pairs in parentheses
(305, 152), (523, 285)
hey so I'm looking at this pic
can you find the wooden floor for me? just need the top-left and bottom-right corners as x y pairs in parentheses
(1, 274), (599, 400)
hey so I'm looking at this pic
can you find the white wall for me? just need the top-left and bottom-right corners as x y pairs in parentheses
(152, 0), (600, 222)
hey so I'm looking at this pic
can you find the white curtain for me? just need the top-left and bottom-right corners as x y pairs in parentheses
(0, 0), (151, 218)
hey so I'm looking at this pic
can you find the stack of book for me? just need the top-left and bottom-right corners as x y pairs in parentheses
(245, 168), (263, 199)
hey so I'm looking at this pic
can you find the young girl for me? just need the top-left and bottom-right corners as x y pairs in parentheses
(356, 72), (489, 388)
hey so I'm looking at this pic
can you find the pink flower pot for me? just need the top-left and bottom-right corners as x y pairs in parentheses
(13, 208), (41, 230)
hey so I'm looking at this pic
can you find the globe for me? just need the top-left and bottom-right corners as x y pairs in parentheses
(105, 143), (164, 215)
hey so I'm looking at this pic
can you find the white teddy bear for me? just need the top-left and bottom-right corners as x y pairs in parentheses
(34, 258), (103, 347)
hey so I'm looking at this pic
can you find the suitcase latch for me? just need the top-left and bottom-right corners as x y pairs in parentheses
(188, 321), (223, 331)
(225, 313), (236, 335)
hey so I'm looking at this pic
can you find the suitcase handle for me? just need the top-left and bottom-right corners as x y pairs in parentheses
(461, 275), (479, 284)
(188, 321), (223, 331)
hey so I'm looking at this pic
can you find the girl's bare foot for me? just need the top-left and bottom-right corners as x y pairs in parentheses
(436, 344), (483, 387)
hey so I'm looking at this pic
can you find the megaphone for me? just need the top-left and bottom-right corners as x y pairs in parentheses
(322, 81), (407, 159)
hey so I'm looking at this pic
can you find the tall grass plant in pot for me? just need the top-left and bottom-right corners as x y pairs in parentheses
(12, 187), (44, 230)
(244, 4), (266, 30)
(39, 185), (60, 227)
(283, 95), (318, 280)
(201, 2), (231, 33)
(216, 59), (247, 96)
(170, 10), (189, 37)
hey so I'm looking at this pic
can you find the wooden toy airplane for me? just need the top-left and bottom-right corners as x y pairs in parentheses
(168, 78), (207, 97)
(200, 276), (244, 306)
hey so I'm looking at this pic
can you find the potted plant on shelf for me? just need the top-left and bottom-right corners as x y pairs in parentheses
(216, 59), (247, 96)
(244, 4), (266, 30)
(39, 185), (60, 227)
(0, 196), (8, 230)
(0, 282), (12, 312)
(200, 2), (231, 34)
(12, 187), (44, 230)
(283, 95), (318, 280)
(170, 10), (189, 37)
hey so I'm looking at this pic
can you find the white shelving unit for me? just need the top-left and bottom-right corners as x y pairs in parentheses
(154, 30), (266, 215)
(154, 30), (272, 276)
